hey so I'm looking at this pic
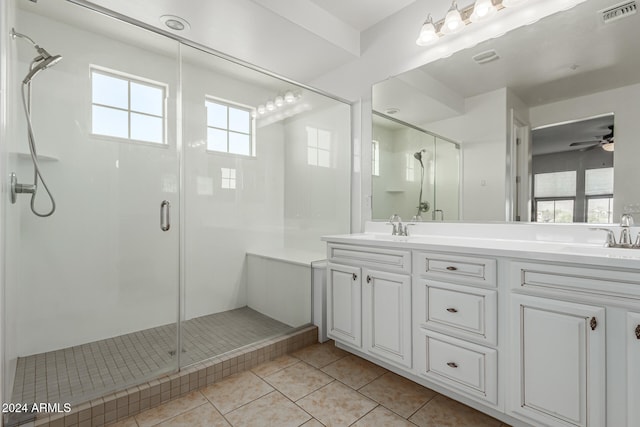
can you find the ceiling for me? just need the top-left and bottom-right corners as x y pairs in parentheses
(532, 114), (614, 156)
(308, 0), (417, 31)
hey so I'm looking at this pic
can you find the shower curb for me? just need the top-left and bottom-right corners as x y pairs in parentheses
(31, 325), (318, 427)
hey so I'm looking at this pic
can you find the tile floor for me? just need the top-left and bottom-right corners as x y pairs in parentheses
(108, 341), (510, 427)
(12, 308), (291, 407)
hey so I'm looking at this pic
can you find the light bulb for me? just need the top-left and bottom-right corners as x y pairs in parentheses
(284, 91), (295, 103)
(266, 101), (275, 111)
(470, 0), (497, 22)
(441, 1), (464, 34)
(274, 96), (284, 107)
(257, 105), (266, 115)
(416, 15), (439, 46)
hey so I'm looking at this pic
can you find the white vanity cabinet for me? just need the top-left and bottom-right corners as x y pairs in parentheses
(508, 261), (640, 427)
(509, 294), (605, 427)
(326, 243), (412, 367)
(413, 252), (499, 405)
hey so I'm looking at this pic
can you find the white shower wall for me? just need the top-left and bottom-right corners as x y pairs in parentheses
(7, 6), (351, 365)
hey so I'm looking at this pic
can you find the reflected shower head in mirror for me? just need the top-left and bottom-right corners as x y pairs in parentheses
(10, 28), (63, 84)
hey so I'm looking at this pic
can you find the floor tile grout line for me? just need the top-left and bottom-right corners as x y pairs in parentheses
(146, 400), (210, 427)
(406, 391), (439, 420)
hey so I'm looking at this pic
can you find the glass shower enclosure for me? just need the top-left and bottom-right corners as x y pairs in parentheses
(2, 0), (351, 414)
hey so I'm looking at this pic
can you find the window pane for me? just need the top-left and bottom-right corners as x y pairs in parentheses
(534, 171), (576, 197)
(229, 133), (250, 155)
(585, 168), (614, 195)
(318, 150), (330, 168)
(228, 108), (250, 133)
(207, 128), (227, 152)
(318, 130), (331, 150)
(92, 72), (128, 109)
(587, 198), (613, 223)
(536, 200), (574, 223)
(131, 113), (163, 143)
(131, 82), (163, 116)
(206, 101), (227, 128)
(92, 105), (128, 138)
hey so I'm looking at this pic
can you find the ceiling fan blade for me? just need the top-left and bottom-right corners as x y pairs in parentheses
(570, 140), (600, 146)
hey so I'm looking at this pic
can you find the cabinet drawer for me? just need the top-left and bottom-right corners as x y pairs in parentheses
(422, 281), (497, 345)
(511, 261), (640, 300)
(420, 330), (497, 404)
(413, 252), (496, 287)
(329, 243), (411, 273)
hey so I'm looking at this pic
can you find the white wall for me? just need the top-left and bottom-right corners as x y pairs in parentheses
(530, 83), (640, 219)
(425, 89), (508, 221)
(282, 102), (351, 253)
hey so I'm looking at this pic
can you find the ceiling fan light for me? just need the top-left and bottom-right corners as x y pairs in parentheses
(602, 142), (615, 152)
(441, 1), (464, 34)
(416, 15), (439, 45)
(470, 0), (497, 22)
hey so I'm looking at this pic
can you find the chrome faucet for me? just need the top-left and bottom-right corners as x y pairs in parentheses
(619, 213), (634, 247)
(589, 227), (617, 247)
(387, 214), (409, 236)
(432, 209), (444, 221)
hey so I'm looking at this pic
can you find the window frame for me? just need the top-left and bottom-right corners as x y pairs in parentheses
(90, 66), (168, 146)
(306, 126), (332, 168)
(205, 96), (255, 157)
(534, 197), (576, 223)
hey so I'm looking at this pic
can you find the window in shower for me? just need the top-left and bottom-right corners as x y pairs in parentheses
(372, 140), (380, 176)
(405, 153), (416, 182)
(205, 98), (254, 156)
(221, 168), (237, 189)
(91, 67), (166, 144)
(307, 126), (331, 168)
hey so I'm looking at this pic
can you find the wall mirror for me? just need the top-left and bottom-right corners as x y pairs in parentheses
(372, 0), (640, 222)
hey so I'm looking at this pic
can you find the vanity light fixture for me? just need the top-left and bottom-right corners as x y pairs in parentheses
(255, 91), (300, 118)
(441, 1), (464, 34)
(470, 0), (498, 22)
(416, 14), (439, 46)
(416, 0), (527, 46)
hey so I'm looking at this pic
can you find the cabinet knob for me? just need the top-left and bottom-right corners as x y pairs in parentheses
(446, 362), (458, 368)
(446, 308), (458, 313)
(446, 266), (458, 271)
(590, 317), (597, 331)
(352, 273), (357, 281)
(635, 325), (640, 340)
(366, 275), (372, 283)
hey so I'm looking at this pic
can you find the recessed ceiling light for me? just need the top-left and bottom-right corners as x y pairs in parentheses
(385, 107), (400, 115)
(160, 15), (190, 31)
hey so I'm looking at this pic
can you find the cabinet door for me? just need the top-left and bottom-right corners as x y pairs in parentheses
(509, 294), (605, 427)
(627, 312), (640, 426)
(327, 263), (362, 347)
(363, 269), (412, 368)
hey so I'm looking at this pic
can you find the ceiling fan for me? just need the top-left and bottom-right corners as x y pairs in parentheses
(569, 125), (614, 152)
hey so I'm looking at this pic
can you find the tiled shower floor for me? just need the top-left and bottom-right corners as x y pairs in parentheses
(10, 307), (291, 406)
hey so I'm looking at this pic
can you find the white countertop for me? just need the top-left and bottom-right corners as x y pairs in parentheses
(323, 222), (640, 269)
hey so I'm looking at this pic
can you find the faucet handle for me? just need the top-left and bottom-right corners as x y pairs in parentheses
(621, 213), (634, 227)
(589, 227), (617, 247)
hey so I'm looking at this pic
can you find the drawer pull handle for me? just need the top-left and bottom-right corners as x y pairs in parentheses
(352, 273), (357, 281)
(635, 325), (640, 340)
(590, 317), (597, 331)
(446, 308), (458, 313)
(446, 266), (458, 271)
(447, 362), (458, 368)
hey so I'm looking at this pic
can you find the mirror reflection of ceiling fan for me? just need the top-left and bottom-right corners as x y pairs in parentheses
(569, 125), (614, 152)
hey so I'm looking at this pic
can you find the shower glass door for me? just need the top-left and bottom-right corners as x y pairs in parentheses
(5, 0), (180, 406)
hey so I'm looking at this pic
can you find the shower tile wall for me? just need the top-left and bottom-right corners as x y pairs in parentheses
(11, 308), (290, 406)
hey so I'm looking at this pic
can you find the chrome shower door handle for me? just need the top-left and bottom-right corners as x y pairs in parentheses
(160, 200), (171, 231)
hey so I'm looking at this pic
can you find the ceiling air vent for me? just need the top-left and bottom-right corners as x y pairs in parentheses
(472, 50), (499, 65)
(600, 1), (637, 24)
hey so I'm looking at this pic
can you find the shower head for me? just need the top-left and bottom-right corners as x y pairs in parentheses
(23, 54), (63, 84)
(11, 28), (63, 84)
(413, 149), (427, 167)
